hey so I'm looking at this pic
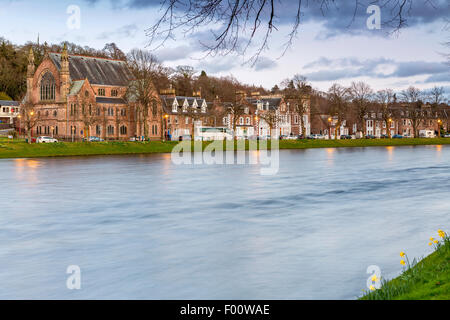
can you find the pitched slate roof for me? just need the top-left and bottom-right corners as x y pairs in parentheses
(0, 100), (19, 106)
(96, 97), (127, 105)
(246, 97), (282, 110)
(160, 95), (209, 115)
(69, 80), (85, 95)
(49, 53), (132, 86)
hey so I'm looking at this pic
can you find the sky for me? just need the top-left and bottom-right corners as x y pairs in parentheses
(0, 0), (449, 95)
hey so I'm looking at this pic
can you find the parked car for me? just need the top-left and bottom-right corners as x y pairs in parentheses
(340, 135), (352, 140)
(443, 133), (450, 138)
(36, 136), (58, 143)
(86, 136), (104, 142)
(392, 134), (403, 139)
(365, 134), (376, 139)
(380, 134), (389, 139)
(279, 135), (288, 140)
(180, 135), (192, 141)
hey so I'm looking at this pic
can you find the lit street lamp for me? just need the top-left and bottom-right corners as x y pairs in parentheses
(328, 117), (332, 140)
(437, 119), (442, 138)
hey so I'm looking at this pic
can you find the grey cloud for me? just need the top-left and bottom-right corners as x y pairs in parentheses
(97, 24), (139, 40)
(303, 56), (449, 81)
(154, 45), (193, 62)
(424, 73), (450, 83)
(253, 56), (277, 71)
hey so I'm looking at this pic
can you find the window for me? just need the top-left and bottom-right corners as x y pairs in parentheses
(98, 88), (106, 96)
(294, 115), (298, 124)
(175, 117), (178, 124)
(53, 110), (57, 117)
(120, 126), (127, 135)
(223, 117), (228, 125)
(70, 104), (77, 116)
(172, 101), (178, 113)
(391, 121), (395, 128)
(246, 117), (250, 125)
(40, 72), (56, 101)
(111, 89), (118, 97)
(244, 107), (249, 114)
(96, 125), (101, 136)
(107, 108), (114, 116)
(70, 126), (77, 135)
(107, 125), (114, 136)
(120, 109), (127, 116)
(96, 108), (101, 116)
(185, 117), (189, 124)
(85, 91), (89, 97)
(239, 117), (244, 125)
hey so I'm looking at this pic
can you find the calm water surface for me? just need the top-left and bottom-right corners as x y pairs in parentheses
(0, 146), (449, 299)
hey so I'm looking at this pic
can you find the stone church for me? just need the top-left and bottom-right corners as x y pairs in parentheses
(24, 44), (163, 140)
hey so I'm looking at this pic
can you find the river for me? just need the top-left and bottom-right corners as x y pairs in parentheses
(0, 145), (448, 299)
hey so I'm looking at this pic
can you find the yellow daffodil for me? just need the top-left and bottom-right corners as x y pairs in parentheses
(434, 240), (438, 244)
(369, 285), (375, 291)
(371, 275), (378, 282)
(438, 231), (446, 238)
(428, 242), (432, 246)
(430, 237), (434, 241)
(400, 260), (406, 265)
(400, 252), (405, 257)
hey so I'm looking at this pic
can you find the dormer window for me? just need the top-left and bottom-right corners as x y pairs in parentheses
(244, 107), (249, 114)
(172, 100), (178, 113)
(111, 89), (118, 97)
(98, 88), (106, 96)
(40, 72), (56, 101)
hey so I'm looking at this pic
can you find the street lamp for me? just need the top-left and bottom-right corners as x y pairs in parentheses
(163, 114), (169, 141)
(17, 114), (21, 138)
(328, 117), (332, 140)
(437, 119), (442, 138)
(388, 118), (393, 138)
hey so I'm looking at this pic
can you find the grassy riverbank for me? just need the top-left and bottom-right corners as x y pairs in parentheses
(0, 137), (449, 159)
(361, 230), (449, 300)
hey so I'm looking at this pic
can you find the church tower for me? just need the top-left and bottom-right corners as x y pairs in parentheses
(60, 42), (70, 102)
(26, 47), (35, 102)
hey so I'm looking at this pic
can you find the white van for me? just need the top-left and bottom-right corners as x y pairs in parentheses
(419, 130), (436, 138)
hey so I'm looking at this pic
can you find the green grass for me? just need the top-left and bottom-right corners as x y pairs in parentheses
(360, 231), (450, 300)
(0, 137), (449, 159)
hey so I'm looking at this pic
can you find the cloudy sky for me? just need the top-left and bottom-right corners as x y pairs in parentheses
(1, 0), (449, 93)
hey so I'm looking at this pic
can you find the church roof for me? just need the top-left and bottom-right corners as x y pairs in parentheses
(49, 53), (132, 86)
(96, 97), (127, 105)
(69, 80), (85, 95)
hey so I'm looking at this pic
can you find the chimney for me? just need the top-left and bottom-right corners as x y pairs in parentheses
(160, 84), (176, 97)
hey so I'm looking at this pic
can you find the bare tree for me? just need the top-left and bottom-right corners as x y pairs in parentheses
(328, 84), (350, 139)
(145, 0), (438, 63)
(282, 74), (311, 137)
(126, 49), (162, 139)
(79, 92), (98, 140)
(19, 100), (40, 143)
(349, 81), (373, 136)
(258, 108), (281, 138)
(376, 89), (395, 138)
(401, 86), (424, 138)
(228, 96), (248, 139)
(428, 86), (445, 107)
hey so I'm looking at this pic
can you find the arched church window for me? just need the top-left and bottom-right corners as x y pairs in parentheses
(40, 72), (56, 101)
